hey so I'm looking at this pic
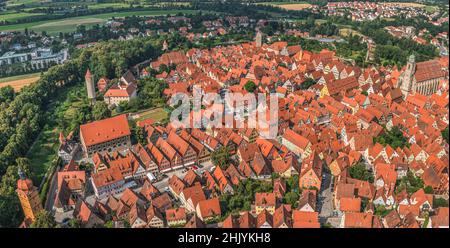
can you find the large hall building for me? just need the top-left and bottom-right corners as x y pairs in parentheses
(398, 55), (447, 97)
(79, 114), (132, 157)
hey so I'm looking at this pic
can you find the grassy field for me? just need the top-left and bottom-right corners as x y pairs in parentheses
(0, 72), (41, 91)
(26, 83), (84, 183)
(424, 5), (438, 13)
(5, 0), (48, 7)
(0, 11), (45, 22)
(339, 28), (363, 38)
(87, 3), (131, 10)
(256, 1), (312, 9)
(0, 9), (201, 33)
(27, 126), (60, 183)
(135, 107), (168, 122)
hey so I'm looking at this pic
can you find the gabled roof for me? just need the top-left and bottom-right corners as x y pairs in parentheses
(343, 212), (373, 228)
(292, 210), (320, 228)
(197, 198), (221, 219)
(80, 114), (131, 147)
(255, 192), (276, 207)
(283, 128), (310, 150)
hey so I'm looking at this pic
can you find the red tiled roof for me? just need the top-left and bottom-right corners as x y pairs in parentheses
(80, 114), (131, 147)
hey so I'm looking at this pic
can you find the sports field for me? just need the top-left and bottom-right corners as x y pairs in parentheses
(0, 73), (41, 91)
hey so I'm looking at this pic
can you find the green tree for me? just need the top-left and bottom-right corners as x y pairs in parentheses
(299, 78), (317, 90)
(396, 171), (425, 194)
(104, 220), (114, 228)
(0, 86), (15, 103)
(424, 186), (434, 194)
(283, 191), (299, 208)
(136, 126), (148, 146)
(349, 162), (374, 183)
(211, 146), (231, 169)
(442, 126), (449, 144)
(244, 81), (257, 92)
(15, 157), (31, 178)
(374, 205), (392, 217)
(67, 218), (82, 228)
(92, 101), (111, 121)
(30, 210), (57, 228)
(0, 193), (23, 228)
(286, 174), (299, 193)
(374, 126), (409, 149)
(433, 198), (449, 208)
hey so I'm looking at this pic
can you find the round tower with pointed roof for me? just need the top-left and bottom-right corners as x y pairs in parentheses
(16, 169), (43, 223)
(255, 31), (262, 48)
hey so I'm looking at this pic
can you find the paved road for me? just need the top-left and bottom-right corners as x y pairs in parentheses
(317, 168), (334, 225)
(44, 166), (59, 211)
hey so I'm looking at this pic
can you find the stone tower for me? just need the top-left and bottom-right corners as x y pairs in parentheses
(162, 40), (168, 51)
(255, 31), (262, 48)
(400, 54), (416, 97)
(16, 169), (43, 223)
(85, 68), (96, 104)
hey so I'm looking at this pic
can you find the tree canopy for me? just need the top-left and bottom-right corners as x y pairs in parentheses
(244, 81), (257, 93)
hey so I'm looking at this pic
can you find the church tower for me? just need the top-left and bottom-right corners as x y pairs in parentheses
(255, 31), (262, 48)
(16, 169), (43, 223)
(85, 68), (96, 105)
(400, 54), (416, 97)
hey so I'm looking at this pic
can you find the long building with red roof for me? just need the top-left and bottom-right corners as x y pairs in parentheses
(80, 114), (131, 157)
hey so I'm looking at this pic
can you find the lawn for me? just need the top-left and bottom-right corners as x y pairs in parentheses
(135, 107), (168, 123)
(26, 126), (60, 183)
(0, 9), (202, 33)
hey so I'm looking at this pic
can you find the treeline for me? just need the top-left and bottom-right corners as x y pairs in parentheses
(191, 0), (322, 20)
(0, 37), (159, 227)
(367, 28), (439, 66)
(298, 17), (340, 36)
